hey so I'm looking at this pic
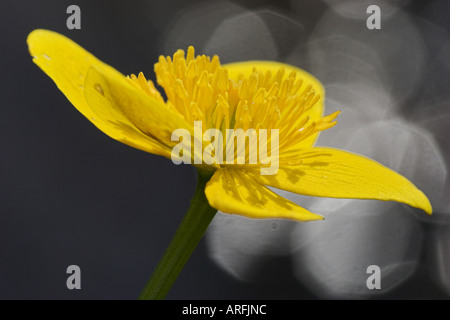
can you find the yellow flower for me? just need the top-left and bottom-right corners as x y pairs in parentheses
(27, 29), (432, 221)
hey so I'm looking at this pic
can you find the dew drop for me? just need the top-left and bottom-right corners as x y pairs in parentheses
(43, 54), (51, 60)
(94, 83), (104, 96)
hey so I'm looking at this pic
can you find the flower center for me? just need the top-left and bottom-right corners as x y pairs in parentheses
(127, 46), (339, 167)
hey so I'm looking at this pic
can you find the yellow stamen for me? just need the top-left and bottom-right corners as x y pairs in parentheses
(129, 46), (339, 167)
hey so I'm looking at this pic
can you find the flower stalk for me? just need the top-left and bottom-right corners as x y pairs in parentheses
(139, 169), (216, 300)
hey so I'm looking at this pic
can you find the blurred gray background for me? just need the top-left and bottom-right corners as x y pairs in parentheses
(0, 0), (449, 299)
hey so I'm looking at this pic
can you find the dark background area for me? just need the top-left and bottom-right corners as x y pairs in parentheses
(0, 0), (449, 299)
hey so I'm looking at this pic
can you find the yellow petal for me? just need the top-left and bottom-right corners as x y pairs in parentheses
(223, 61), (324, 147)
(249, 147), (432, 214)
(27, 29), (171, 157)
(84, 65), (193, 150)
(205, 168), (324, 221)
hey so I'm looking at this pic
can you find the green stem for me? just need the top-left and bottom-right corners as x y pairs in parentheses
(139, 169), (217, 300)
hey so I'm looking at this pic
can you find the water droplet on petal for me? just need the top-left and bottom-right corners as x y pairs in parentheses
(94, 83), (104, 96)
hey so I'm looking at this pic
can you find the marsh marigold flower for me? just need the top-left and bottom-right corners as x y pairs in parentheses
(27, 29), (432, 222)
